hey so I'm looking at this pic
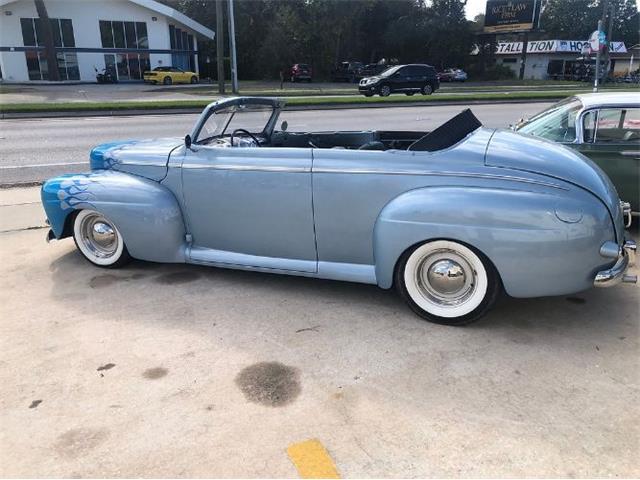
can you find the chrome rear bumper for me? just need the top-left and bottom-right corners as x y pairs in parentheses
(594, 240), (637, 287)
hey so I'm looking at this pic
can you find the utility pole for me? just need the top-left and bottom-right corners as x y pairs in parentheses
(215, 0), (225, 94)
(227, 0), (239, 94)
(519, 31), (529, 80)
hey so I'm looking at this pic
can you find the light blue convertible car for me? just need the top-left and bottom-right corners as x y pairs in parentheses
(41, 97), (636, 325)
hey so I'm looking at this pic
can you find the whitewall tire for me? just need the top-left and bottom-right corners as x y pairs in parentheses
(73, 210), (131, 268)
(396, 240), (501, 325)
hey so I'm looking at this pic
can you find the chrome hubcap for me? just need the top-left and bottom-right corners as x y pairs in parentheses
(80, 213), (118, 258)
(426, 259), (466, 294)
(416, 249), (476, 306)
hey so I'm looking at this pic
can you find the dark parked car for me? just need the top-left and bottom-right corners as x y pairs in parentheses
(331, 61), (364, 82)
(361, 63), (390, 77)
(359, 64), (439, 97)
(289, 63), (312, 82)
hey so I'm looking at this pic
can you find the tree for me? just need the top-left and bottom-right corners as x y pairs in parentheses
(540, 0), (639, 46)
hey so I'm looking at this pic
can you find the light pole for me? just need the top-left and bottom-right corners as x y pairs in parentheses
(594, 19), (603, 92)
(215, 0), (225, 94)
(227, 0), (239, 94)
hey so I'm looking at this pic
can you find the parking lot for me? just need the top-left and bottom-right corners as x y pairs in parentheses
(1, 210), (638, 476)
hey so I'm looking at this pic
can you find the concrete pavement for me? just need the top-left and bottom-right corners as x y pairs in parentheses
(0, 188), (638, 477)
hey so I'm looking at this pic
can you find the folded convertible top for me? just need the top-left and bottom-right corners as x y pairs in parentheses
(408, 109), (482, 152)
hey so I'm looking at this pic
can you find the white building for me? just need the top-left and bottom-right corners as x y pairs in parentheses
(490, 39), (628, 80)
(0, 0), (214, 82)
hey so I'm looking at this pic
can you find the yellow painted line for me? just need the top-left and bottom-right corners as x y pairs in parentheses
(287, 438), (340, 479)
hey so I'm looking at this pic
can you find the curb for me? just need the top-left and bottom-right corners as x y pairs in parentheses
(0, 97), (556, 119)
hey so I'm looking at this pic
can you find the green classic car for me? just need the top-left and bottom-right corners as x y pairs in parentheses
(516, 93), (639, 217)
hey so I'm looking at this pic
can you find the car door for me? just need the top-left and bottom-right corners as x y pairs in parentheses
(577, 108), (640, 210)
(173, 67), (186, 83)
(179, 101), (317, 272)
(390, 66), (409, 92)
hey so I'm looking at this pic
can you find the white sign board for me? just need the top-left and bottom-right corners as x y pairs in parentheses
(493, 40), (627, 55)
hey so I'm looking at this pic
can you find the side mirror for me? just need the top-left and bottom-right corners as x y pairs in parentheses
(184, 134), (192, 149)
(280, 120), (288, 132)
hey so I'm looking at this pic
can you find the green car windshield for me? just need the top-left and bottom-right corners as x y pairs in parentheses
(518, 98), (583, 142)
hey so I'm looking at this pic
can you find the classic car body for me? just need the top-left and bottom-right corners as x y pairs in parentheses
(516, 93), (639, 215)
(42, 97), (637, 325)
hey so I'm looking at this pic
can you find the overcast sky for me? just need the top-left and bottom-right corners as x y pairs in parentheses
(464, 0), (640, 20)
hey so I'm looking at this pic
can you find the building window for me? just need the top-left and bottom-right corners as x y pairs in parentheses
(21, 17), (78, 80)
(168, 25), (195, 71)
(99, 20), (149, 49)
(21, 17), (75, 47)
(100, 20), (114, 48)
(103, 53), (150, 81)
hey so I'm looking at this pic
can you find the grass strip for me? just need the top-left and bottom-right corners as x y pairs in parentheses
(2, 89), (635, 114)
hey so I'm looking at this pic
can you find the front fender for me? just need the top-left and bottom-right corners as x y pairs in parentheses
(373, 186), (615, 297)
(41, 171), (186, 263)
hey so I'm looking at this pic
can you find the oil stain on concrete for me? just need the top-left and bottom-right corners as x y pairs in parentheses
(89, 273), (148, 288)
(235, 361), (301, 407)
(154, 271), (201, 285)
(143, 367), (168, 379)
(53, 427), (109, 459)
(89, 274), (122, 289)
(97, 363), (115, 372)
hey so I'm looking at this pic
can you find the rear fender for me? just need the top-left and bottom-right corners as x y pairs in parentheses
(373, 186), (614, 297)
(41, 171), (186, 263)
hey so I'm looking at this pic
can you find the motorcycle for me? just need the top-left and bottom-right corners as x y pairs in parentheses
(95, 66), (118, 84)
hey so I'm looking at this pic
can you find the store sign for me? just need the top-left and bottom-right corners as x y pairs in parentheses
(494, 40), (627, 55)
(484, 0), (538, 33)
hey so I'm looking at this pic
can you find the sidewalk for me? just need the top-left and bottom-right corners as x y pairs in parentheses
(0, 186), (46, 233)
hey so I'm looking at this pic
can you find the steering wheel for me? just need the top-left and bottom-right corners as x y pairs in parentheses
(231, 128), (261, 147)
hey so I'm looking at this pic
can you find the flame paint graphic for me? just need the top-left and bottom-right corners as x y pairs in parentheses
(57, 176), (96, 210)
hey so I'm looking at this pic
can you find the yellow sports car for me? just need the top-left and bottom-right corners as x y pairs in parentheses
(143, 66), (199, 85)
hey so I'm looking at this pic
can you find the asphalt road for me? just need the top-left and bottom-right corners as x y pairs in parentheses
(0, 102), (551, 186)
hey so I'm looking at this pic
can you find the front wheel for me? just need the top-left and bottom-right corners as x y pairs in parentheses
(73, 210), (131, 268)
(190, 76), (198, 84)
(379, 85), (391, 97)
(395, 240), (501, 326)
(163, 76), (172, 85)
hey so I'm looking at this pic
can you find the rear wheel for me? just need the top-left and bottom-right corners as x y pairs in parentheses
(163, 76), (172, 85)
(379, 85), (391, 97)
(422, 84), (433, 95)
(395, 239), (501, 326)
(190, 76), (198, 84)
(73, 210), (131, 268)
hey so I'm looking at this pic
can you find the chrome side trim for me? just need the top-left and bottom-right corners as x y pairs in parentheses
(117, 161), (168, 167)
(620, 151), (640, 157)
(313, 168), (568, 190)
(181, 163), (310, 173)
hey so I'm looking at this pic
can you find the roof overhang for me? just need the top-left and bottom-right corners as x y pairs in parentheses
(0, 0), (215, 40)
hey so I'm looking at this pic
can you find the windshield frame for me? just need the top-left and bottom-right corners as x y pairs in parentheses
(517, 97), (584, 144)
(191, 97), (283, 145)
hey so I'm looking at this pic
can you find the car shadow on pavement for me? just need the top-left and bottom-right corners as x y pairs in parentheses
(47, 245), (638, 349)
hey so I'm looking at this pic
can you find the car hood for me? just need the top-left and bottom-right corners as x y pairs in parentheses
(90, 138), (183, 181)
(486, 129), (624, 237)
